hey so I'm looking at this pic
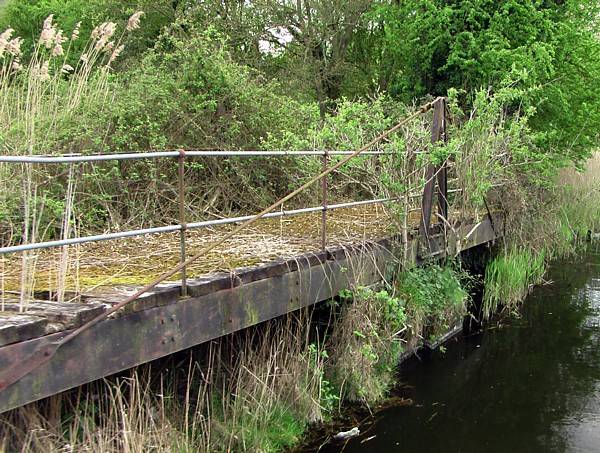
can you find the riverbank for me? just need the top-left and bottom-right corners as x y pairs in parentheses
(1, 3), (600, 452)
(1, 174), (598, 452)
(306, 244), (600, 452)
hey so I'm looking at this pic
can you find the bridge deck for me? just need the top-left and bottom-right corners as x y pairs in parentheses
(1, 204), (400, 295)
(0, 204), (500, 413)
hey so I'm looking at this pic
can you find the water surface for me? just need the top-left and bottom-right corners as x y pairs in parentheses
(322, 247), (600, 452)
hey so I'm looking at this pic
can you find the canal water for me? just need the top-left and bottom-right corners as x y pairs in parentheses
(318, 247), (600, 452)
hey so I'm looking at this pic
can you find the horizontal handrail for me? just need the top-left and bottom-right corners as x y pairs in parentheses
(0, 98), (445, 393)
(0, 150), (395, 164)
(0, 187), (465, 255)
(0, 197), (399, 254)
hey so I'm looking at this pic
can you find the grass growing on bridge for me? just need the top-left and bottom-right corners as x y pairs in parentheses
(0, 204), (401, 300)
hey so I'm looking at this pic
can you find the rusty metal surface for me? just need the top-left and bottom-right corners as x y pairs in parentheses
(419, 165), (437, 247)
(419, 98), (448, 254)
(0, 100), (443, 394)
(321, 151), (329, 250)
(178, 150), (188, 297)
(0, 98), (469, 408)
(438, 98), (449, 222)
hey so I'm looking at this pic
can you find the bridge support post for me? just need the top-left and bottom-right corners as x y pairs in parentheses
(419, 98), (448, 256)
(321, 151), (329, 250)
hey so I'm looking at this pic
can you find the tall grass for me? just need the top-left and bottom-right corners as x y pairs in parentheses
(0, 14), (142, 305)
(483, 248), (545, 319)
(483, 153), (600, 320)
(558, 153), (600, 240)
(0, 312), (332, 453)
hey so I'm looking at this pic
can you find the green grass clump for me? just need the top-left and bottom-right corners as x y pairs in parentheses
(483, 248), (545, 319)
(212, 402), (306, 453)
(396, 264), (469, 345)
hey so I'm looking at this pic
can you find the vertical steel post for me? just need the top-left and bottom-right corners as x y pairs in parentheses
(321, 151), (329, 251)
(178, 150), (188, 297)
(419, 98), (445, 254)
(436, 98), (449, 223)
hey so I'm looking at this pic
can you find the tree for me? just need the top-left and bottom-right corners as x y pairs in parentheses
(184, 0), (372, 117)
(351, 0), (600, 163)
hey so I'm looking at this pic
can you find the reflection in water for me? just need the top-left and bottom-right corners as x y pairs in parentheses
(318, 248), (600, 453)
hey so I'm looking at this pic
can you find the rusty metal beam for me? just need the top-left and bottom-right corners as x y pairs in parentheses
(419, 99), (447, 249)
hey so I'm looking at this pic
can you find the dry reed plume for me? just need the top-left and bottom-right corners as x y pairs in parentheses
(0, 12), (144, 307)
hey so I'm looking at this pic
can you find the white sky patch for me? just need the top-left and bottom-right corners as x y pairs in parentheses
(259, 26), (293, 56)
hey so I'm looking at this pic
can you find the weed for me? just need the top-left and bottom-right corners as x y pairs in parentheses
(395, 264), (469, 346)
(483, 248), (545, 319)
(328, 286), (406, 405)
(328, 263), (469, 406)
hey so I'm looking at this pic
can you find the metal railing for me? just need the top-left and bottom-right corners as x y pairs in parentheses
(0, 98), (451, 300)
(0, 147), (418, 296)
(0, 149), (394, 164)
(0, 98), (451, 393)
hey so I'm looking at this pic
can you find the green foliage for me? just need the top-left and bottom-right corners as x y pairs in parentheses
(396, 264), (469, 343)
(306, 343), (339, 416)
(0, 0), (176, 65)
(2, 0), (597, 237)
(356, 0), (600, 164)
(329, 265), (469, 405)
(219, 403), (305, 453)
(329, 286), (407, 404)
(483, 248), (546, 319)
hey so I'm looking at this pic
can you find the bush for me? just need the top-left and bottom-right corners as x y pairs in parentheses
(328, 287), (407, 404)
(396, 264), (469, 345)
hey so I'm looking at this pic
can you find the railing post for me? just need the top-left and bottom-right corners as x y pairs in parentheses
(178, 150), (188, 297)
(419, 98), (446, 254)
(321, 150), (329, 251)
(437, 99), (449, 224)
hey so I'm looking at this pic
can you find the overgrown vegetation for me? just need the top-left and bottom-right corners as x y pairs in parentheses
(1, 0), (600, 451)
(0, 0), (598, 238)
(483, 248), (545, 319)
(483, 153), (600, 319)
(0, 261), (471, 452)
(0, 313), (333, 453)
(328, 263), (469, 406)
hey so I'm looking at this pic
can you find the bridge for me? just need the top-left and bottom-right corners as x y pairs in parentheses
(0, 98), (501, 413)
